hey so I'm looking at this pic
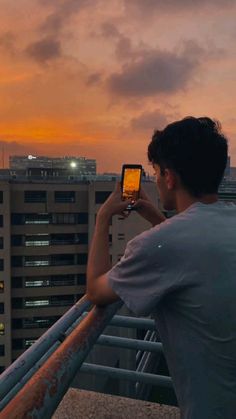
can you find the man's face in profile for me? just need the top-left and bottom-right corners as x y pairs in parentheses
(153, 164), (176, 211)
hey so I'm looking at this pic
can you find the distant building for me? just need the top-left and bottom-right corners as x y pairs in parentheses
(230, 167), (236, 180)
(9, 156), (97, 178)
(218, 178), (236, 203)
(224, 156), (231, 178)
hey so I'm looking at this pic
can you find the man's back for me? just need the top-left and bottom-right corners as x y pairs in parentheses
(152, 201), (236, 418)
(108, 200), (236, 418)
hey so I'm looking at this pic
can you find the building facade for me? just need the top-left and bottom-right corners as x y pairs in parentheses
(0, 177), (160, 373)
(9, 156), (97, 177)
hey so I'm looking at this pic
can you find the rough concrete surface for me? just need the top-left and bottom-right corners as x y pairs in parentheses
(53, 388), (180, 419)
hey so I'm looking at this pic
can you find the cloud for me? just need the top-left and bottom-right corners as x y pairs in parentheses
(39, 0), (94, 36)
(125, 0), (235, 16)
(86, 72), (103, 86)
(101, 22), (120, 39)
(100, 22), (148, 62)
(130, 110), (170, 131)
(0, 32), (17, 56)
(107, 41), (205, 97)
(23, 0), (96, 65)
(25, 38), (62, 63)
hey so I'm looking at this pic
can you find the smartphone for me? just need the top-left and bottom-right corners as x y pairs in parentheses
(121, 164), (142, 210)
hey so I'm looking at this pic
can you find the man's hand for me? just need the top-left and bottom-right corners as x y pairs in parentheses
(97, 182), (132, 221)
(132, 188), (166, 226)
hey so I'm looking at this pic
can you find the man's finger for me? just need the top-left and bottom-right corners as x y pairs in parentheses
(114, 181), (121, 193)
(140, 188), (150, 200)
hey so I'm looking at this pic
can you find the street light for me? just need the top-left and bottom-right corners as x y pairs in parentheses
(70, 161), (77, 169)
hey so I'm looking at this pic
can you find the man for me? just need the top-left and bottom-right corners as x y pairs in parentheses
(86, 116), (236, 419)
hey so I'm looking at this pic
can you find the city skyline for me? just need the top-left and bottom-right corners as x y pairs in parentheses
(0, 0), (236, 173)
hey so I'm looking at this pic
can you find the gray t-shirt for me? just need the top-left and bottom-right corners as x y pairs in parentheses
(107, 201), (236, 419)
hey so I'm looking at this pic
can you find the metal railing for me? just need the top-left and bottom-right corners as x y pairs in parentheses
(0, 295), (173, 418)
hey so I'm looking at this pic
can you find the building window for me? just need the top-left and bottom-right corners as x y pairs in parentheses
(12, 298), (22, 309)
(0, 303), (4, 314)
(50, 233), (75, 245)
(0, 322), (5, 335)
(54, 191), (75, 203)
(12, 277), (23, 288)
(0, 192), (3, 204)
(24, 256), (50, 267)
(51, 254), (75, 266)
(0, 259), (4, 271)
(0, 215), (3, 227)
(25, 339), (36, 348)
(25, 234), (50, 247)
(77, 274), (86, 285)
(118, 233), (125, 241)
(77, 213), (88, 224)
(24, 295), (75, 308)
(12, 318), (23, 329)
(12, 213), (51, 225)
(25, 213), (50, 224)
(95, 191), (111, 204)
(50, 275), (76, 286)
(0, 345), (5, 356)
(0, 281), (4, 292)
(12, 339), (23, 350)
(11, 256), (23, 267)
(24, 191), (47, 203)
(0, 237), (3, 249)
(25, 298), (50, 307)
(77, 254), (88, 265)
(52, 213), (76, 224)
(11, 235), (23, 246)
(25, 279), (50, 287)
(11, 214), (23, 225)
(22, 316), (59, 329)
(75, 233), (88, 244)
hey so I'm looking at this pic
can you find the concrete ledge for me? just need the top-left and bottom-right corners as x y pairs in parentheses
(53, 388), (180, 418)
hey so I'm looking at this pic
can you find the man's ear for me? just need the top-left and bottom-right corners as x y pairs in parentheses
(164, 168), (177, 190)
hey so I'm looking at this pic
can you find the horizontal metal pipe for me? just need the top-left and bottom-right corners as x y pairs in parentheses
(80, 363), (173, 388)
(96, 334), (163, 353)
(1, 300), (123, 419)
(100, 314), (156, 330)
(0, 295), (92, 401)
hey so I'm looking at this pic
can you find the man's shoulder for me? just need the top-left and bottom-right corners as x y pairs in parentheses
(128, 214), (184, 251)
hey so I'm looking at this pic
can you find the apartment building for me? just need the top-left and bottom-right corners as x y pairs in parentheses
(0, 177), (160, 373)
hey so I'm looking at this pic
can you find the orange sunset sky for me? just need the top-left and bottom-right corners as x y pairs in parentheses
(0, 0), (236, 173)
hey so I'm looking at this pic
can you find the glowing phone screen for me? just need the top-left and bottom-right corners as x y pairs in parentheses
(122, 168), (142, 202)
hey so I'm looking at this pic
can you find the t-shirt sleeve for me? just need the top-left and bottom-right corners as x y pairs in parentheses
(107, 230), (172, 316)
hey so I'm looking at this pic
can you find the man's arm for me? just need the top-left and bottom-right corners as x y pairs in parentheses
(86, 211), (119, 305)
(86, 183), (166, 305)
(86, 184), (131, 305)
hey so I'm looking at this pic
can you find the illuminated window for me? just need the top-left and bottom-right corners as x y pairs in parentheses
(0, 281), (4, 292)
(25, 299), (49, 307)
(25, 339), (36, 347)
(0, 322), (5, 335)
(25, 234), (50, 247)
(24, 256), (50, 267)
